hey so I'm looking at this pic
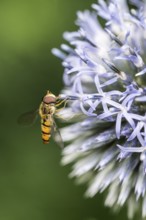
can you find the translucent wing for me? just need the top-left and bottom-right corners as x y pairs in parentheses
(18, 109), (38, 126)
(55, 107), (86, 122)
(51, 117), (64, 148)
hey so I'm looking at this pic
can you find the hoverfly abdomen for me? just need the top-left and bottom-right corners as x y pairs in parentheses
(41, 119), (52, 144)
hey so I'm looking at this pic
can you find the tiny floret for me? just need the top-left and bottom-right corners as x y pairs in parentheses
(52, 0), (146, 218)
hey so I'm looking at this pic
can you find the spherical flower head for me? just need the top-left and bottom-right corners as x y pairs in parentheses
(52, 0), (146, 218)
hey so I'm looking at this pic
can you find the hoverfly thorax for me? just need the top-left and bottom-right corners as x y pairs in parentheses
(41, 91), (57, 116)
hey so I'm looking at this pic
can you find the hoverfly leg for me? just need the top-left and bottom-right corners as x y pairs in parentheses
(56, 100), (68, 111)
(55, 98), (68, 107)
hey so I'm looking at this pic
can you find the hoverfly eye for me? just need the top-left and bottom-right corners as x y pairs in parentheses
(43, 96), (56, 104)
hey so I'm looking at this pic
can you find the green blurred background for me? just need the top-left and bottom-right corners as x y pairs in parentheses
(0, 0), (128, 220)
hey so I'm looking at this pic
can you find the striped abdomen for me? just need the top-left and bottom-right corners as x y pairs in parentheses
(41, 119), (52, 144)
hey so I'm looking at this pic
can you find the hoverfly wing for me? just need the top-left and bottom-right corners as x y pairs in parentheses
(51, 118), (64, 149)
(18, 109), (38, 126)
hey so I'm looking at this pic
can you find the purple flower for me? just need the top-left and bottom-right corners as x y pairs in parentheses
(52, 0), (146, 218)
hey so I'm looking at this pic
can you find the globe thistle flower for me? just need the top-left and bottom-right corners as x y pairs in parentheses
(52, 0), (146, 218)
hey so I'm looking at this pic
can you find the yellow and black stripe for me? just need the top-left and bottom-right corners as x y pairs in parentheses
(41, 120), (52, 144)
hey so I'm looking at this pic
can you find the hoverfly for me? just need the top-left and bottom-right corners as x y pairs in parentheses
(18, 91), (67, 147)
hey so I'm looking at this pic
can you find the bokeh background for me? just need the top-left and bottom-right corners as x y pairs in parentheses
(0, 0), (128, 220)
